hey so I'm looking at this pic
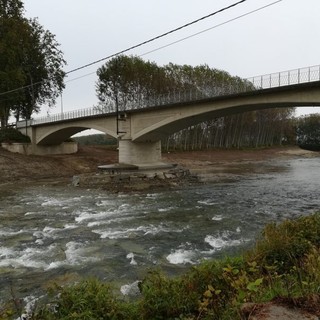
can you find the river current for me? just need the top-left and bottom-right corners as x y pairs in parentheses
(0, 157), (320, 302)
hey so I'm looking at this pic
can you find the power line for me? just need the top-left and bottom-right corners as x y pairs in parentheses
(139, 0), (283, 58)
(62, 0), (282, 86)
(65, 0), (248, 75)
(0, 0), (282, 98)
(0, 0), (249, 98)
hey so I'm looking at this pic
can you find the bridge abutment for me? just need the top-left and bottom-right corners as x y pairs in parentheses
(118, 139), (162, 165)
(1, 142), (78, 155)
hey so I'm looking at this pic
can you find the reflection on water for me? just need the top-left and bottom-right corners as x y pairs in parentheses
(0, 157), (320, 301)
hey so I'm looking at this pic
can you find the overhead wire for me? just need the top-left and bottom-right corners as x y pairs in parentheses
(139, 0), (283, 58)
(60, 0), (283, 86)
(0, 0), (249, 98)
(0, 0), (283, 99)
(64, 0), (248, 75)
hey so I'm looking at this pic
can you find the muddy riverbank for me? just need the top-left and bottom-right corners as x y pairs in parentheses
(0, 145), (318, 191)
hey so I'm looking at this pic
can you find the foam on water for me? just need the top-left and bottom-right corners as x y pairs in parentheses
(63, 224), (77, 229)
(158, 206), (176, 212)
(39, 195), (85, 209)
(96, 200), (113, 207)
(87, 216), (133, 228)
(41, 198), (64, 207)
(146, 193), (159, 199)
(25, 212), (37, 216)
(33, 227), (60, 241)
(166, 249), (198, 265)
(0, 229), (24, 237)
(120, 280), (141, 296)
(126, 252), (137, 265)
(93, 224), (183, 239)
(75, 210), (118, 223)
(204, 231), (244, 253)
(46, 241), (100, 270)
(0, 245), (58, 269)
(0, 246), (15, 259)
(92, 228), (137, 239)
(198, 199), (217, 206)
(65, 241), (100, 264)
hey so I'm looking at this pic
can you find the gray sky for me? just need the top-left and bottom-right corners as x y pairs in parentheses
(24, 0), (320, 117)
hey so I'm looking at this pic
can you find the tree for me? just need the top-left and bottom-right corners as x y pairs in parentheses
(296, 113), (320, 151)
(96, 55), (170, 112)
(0, 0), (66, 128)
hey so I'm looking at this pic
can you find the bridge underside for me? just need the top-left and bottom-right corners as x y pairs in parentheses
(38, 127), (90, 145)
(132, 102), (320, 142)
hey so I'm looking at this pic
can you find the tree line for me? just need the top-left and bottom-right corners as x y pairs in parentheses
(163, 109), (296, 151)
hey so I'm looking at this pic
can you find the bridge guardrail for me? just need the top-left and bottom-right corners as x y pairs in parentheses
(29, 64), (320, 126)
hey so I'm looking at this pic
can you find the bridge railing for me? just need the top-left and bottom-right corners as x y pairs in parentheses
(247, 65), (320, 89)
(30, 105), (110, 125)
(29, 64), (320, 126)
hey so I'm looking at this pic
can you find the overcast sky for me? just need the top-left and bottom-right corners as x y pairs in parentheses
(23, 0), (320, 118)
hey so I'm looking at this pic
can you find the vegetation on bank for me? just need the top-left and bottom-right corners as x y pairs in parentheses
(296, 113), (320, 151)
(2, 213), (320, 319)
(0, 0), (66, 128)
(0, 128), (30, 143)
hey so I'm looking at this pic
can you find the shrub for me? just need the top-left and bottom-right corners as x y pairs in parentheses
(0, 128), (31, 143)
(247, 214), (320, 272)
(296, 114), (320, 151)
(33, 278), (139, 320)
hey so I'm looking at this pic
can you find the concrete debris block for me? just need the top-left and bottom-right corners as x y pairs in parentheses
(163, 166), (190, 179)
(130, 173), (147, 181)
(72, 175), (80, 187)
(111, 174), (131, 182)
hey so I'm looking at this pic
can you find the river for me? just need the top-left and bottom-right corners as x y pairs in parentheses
(0, 157), (320, 303)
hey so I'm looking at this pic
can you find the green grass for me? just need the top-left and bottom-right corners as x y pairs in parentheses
(2, 213), (320, 320)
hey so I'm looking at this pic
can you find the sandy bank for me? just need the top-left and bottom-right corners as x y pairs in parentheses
(0, 146), (318, 191)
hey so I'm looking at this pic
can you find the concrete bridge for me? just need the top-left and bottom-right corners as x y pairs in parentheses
(16, 65), (320, 166)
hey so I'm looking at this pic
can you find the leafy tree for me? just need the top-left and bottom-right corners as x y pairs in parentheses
(96, 55), (170, 112)
(296, 113), (320, 151)
(0, 0), (66, 128)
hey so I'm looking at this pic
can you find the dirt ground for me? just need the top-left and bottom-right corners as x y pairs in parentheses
(0, 145), (317, 185)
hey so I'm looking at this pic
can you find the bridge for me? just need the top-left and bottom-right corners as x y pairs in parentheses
(16, 65), (320, 166)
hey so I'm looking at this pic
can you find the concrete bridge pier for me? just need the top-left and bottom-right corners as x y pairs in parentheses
(118, 139), (163, 166)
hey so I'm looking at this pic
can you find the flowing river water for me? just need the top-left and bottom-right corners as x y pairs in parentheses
(0, 156), (320, 303)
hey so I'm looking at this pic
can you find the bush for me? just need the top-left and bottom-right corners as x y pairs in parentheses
(296, 114), (320, 151)
(248, 214), (320, 272)
(33, 278), (139, 320)
(0, 128), (31, 143)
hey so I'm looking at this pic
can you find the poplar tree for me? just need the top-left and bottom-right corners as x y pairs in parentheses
(0, 0), (66, 128)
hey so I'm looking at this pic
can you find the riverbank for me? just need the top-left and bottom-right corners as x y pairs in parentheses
(0, 145), (318, 189)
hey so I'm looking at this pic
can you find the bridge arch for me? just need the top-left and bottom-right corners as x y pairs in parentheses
(131, 83), (320, 142)
(37, 124), (117, 145)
